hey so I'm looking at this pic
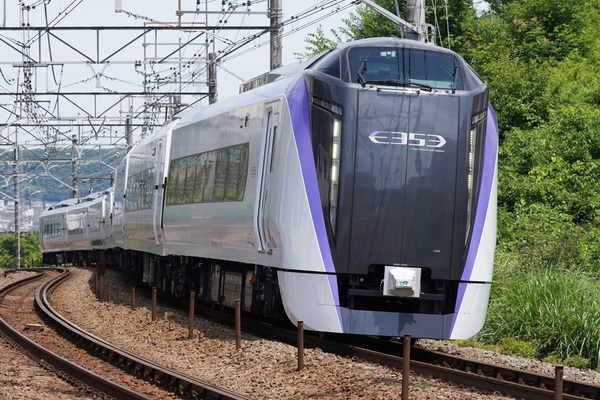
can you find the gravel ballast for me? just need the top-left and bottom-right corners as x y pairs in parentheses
(4, 266), (600, 399)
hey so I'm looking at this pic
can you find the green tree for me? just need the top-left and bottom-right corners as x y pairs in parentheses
(485, 0), (517, 14)
(21, 231), (43, 268)
(339, 0), (406, 40)
(339, 0), (475, 46)
(294, 25), (343, 60)
(491, 0), (600, 272)
(498, 0), (590, 62)
(298, 0), (477, 58)
(0, 232), (42, 269)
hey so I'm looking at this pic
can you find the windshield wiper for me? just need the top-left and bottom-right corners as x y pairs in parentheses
(365, 79), (433, 92)
(357, 58), (368, 88)
(451, 61), (458, 94)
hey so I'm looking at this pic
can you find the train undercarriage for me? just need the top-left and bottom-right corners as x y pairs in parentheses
(43, 248), (458, 325)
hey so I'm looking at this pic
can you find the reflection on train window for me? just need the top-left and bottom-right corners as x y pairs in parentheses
(348, 47), (463, 90)
(43, 221), (62, 238)
(316, 51), (341, 79)
(166, 142), (249, 205)
(126, 168), (154, 211)
(67, 211), (86, 235)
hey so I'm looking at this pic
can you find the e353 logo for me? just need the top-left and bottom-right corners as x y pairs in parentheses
(369, 131), (446, 149)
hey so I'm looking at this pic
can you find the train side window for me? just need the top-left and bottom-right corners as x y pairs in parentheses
(183, 157), (195, 203)
(166, 143), (249, 206)
(191, 154), (203, 202)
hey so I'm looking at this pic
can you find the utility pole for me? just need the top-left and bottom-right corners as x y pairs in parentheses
(208, 52), (217, 104)
(269, 0), (282, 70)
(406, 0), (426, 42)
(72, 134), (79, 199)
(13, 136), (19, 269)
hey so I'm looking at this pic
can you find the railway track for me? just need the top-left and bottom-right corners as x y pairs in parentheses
(199, 298), (600, 400)
(5, 266), (600, 399)
(0, 268), (250, 400)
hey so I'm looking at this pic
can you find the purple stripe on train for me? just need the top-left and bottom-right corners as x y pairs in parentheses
(452, 105), (498, 323)
(286, 76), (342, 313)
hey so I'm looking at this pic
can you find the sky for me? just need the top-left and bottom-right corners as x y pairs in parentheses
(0, 0), (488, 196)
(0, 0), (488, 148)
(0, 1), (357, 116)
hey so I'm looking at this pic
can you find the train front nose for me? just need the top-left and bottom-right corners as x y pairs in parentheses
(348, 88), (461, 280)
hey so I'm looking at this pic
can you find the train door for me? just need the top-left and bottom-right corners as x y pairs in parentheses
(152, 137), (164, 248)
(255, 101), (281, 254)
(99, 199), (107, 247)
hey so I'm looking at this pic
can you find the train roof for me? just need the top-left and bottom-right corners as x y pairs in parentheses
(166, 37), (486, 139)
(239, 37), (472, 93)
(42, 189), (112, 212)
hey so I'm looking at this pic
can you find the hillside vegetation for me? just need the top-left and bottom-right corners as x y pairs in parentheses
(465, 0), (600, 369)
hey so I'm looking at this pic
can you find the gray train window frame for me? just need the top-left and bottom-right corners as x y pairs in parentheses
(67, 210), (86, 235)
(88, 206), (102, 233)
(166, 142), (249, 205)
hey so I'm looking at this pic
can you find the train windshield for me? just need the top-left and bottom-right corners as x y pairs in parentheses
(348, 47), (463, 90)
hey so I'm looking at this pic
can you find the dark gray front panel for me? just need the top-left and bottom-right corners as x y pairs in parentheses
(349, 89), (460, 279)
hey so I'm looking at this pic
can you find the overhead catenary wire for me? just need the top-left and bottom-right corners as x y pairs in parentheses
(2, 0), (360, 193)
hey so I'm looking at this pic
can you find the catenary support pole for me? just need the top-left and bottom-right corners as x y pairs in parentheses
(269, 0), (282, 70)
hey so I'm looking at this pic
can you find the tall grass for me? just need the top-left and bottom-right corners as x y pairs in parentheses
(479, 252), (600, 368)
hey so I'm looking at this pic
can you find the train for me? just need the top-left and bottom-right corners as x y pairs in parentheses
(39, 37), (498, 339)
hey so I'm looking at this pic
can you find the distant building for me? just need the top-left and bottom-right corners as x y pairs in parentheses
(0, 200), (44, 232)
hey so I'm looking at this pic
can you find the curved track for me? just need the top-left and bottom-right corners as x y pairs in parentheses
(0, 268), (250, 400)
(5, 267), (600, 399)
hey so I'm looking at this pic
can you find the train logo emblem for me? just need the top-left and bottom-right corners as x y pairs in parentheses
(369, 131), (446, 151)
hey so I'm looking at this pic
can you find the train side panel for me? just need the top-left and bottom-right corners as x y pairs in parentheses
(40, 203), (72, 254)
(162, 84), (333, 275)
(112, 154), (129, 249)
(162, 100), (265, 262)
(122, 121), (177, 255)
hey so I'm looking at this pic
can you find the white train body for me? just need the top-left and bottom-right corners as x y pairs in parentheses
(40, 38), (498, 339)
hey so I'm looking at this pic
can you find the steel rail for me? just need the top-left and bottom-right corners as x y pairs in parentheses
(409, 346), (600, 400)
(0, 268), (153, 400)
(36, 270), (251, 400)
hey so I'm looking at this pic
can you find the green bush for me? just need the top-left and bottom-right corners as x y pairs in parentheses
(0, 232), (42, 268)
(564, 356), (591, 369)
(480, 257), (600, 369)
(497, 338), (536, 358)
(497, 203), (600, 274)
(542, 355), (563, 365)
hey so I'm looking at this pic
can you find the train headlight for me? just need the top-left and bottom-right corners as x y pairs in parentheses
(466, 110), (486, 244)
(330, 118), (341, 233)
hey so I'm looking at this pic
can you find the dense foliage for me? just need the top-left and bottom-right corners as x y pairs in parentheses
(303, 0), (600, 367)
(0, 231), (42, 269)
